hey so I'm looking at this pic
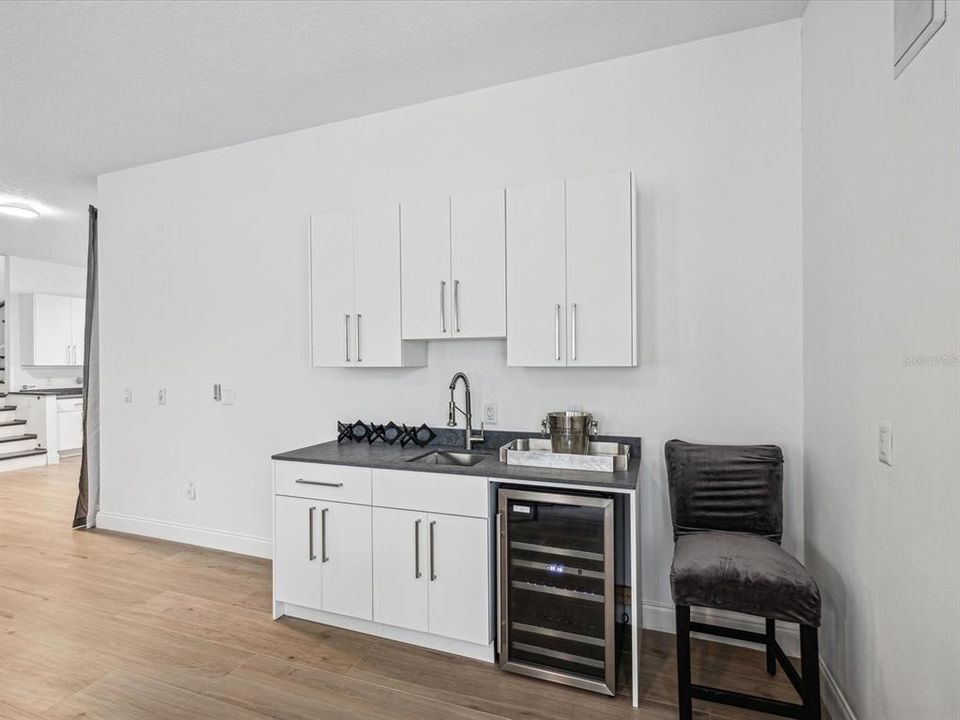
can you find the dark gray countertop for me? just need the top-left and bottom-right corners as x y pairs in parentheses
(272, 431), (641, 491)
(9, 388), (83, 397)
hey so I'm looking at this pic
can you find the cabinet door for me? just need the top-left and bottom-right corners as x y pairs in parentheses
(320, 502), (372, 620)
(505, 181), (566, 366)
(372, 507), (428, 632)
(274, 496), (322, 609)
(400, 196), (451, 340)
(310, 211), (355, 367)
(565, 172), (636, 367)
(354, 204), (403, 366)
(451, 188), (506, 338)
(427, 514), (490, 645)
(33, 294), (74, 366)
(71, 297), (86, 365)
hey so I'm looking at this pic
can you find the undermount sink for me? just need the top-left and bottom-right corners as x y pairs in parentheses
(408, 450), (488, 467)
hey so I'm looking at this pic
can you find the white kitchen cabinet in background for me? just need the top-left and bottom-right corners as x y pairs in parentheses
(310, 206), (426, 368)
(400, 188), (506, 340)
(20, 293), (86, 366)
(506, 170), (637, 367)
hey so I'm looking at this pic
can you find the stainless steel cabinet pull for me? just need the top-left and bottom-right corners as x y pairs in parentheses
(308, 506), (317, 561)
(295, 479), (344, 488)
(496, 512), (503, 656)
(429, 520), (437, 581)
(440, 281), (447, 333)
(73, 346), (77, 364)
(414, 519), (421, 579)
(344, 314), (351, 362)
(356, 313), (362, 362)
(554, 304), (561, 361)
(571, 303), (578, 361)
(321, 508), (329, 563)
(454, 280), (461, 333)
(66, 346), (70, 364)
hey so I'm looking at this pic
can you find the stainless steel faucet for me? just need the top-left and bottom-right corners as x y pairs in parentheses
(447, 372), (485, 450)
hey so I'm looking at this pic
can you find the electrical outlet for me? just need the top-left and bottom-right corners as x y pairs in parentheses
(158, 387), (166, 405)
(123, 387), (132, 403)
(878, 422), (893, 466)
(483, 402), (498, 425)
(186, 481), (197, 500)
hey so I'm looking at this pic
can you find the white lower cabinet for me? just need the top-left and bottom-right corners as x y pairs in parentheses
(274, 462), (492, 659)
(372, 507), (429, 632)
(274, 494), (372, 620)
(321, 501), (373, 620)
(371, 508), (489, 644)
(425, 513), (490, 645)
(274, 495), (324, 609)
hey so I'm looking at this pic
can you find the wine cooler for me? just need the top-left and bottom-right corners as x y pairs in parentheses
(496, 488), (617, 696)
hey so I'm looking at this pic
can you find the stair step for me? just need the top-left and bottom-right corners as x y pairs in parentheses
(0, 448), (46, 461)
(0, 433), (37, 444)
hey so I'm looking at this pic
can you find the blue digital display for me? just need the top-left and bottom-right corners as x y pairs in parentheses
(547, 563), (565, 574)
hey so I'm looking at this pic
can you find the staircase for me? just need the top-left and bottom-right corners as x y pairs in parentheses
(0, 353), (49, 472)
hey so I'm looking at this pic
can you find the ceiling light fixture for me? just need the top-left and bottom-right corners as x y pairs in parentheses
(0, 203), (41, 219)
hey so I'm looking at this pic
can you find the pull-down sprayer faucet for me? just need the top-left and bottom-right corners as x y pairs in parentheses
(447, 372), (485, 450)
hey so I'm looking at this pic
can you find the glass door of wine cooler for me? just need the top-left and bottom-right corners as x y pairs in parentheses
(497, 488), (615, 695)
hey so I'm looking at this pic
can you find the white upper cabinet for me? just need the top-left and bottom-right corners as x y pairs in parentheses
(505, 180), (567, 367)
(506, 171), (637, 367)
(401, 189), (506, 340)
(450, 188), (506, 339)
(566, 171), (636, 367)
(310, 211), (355, 367)
(21, 293), (86, 367)
(310, 206), (426, 368)
(400, 196), (451, 340)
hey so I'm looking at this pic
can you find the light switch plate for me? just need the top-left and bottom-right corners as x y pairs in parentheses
(123, 387), (132, 403)
(878, 422), (893, 466)
(158, 387), (166, 405)
(221, 388), (236, 406)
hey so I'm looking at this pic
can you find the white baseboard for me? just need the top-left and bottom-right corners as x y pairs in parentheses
(820, 657), (857, 720)
(95, 511), (272, 559)
(642, 600), (801, 657)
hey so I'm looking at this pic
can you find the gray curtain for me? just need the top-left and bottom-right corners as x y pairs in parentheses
(73, 205), (99, 529)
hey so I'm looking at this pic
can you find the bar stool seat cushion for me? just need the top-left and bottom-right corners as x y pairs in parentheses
(670, 531), (821, 627)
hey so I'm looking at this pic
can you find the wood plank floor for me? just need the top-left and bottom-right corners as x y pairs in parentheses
(0, 459), (809, 720)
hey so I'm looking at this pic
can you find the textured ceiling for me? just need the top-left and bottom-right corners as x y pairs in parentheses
(0, 0), (807, 265)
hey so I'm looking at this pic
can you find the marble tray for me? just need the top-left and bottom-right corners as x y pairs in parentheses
(498, 437), (630, 473)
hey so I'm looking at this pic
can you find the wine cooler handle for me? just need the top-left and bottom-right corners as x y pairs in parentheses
(496, 511), (503, 658)
(414, 519), (421, 579)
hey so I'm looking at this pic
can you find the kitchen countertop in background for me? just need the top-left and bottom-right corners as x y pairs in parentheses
(273, 429), (641, 491)
(9, 388), (83, 397)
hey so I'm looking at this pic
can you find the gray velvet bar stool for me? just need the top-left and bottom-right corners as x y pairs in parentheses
(664, 440), (822, 720)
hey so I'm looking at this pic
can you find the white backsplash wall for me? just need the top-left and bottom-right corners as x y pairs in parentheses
(97, 20), (802, 618)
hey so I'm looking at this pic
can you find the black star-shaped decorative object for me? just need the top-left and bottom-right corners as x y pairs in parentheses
(337, 421), (352, 443)
(382, 421), (403, 445)
(399, 424), (416, 447)
(367, 423), (385, 444)
(410, 424), (437, 448)
(350, 420), (370, 442)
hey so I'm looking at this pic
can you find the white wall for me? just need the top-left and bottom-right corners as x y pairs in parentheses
(802, 2), (960, 718)
(4, 255), (86, 391)
(97, 21), (803, 621)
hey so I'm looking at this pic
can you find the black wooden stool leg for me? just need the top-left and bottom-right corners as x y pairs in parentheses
(765, 618), (777, 675)
(800, 624), (822, 720)
(676, 605), (692, 720)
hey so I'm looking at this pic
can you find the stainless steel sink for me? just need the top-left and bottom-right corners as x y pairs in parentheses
(408, 450), (488, 467)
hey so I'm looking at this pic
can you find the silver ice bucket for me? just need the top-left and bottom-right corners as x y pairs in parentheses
(541, 411), (599, 455)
